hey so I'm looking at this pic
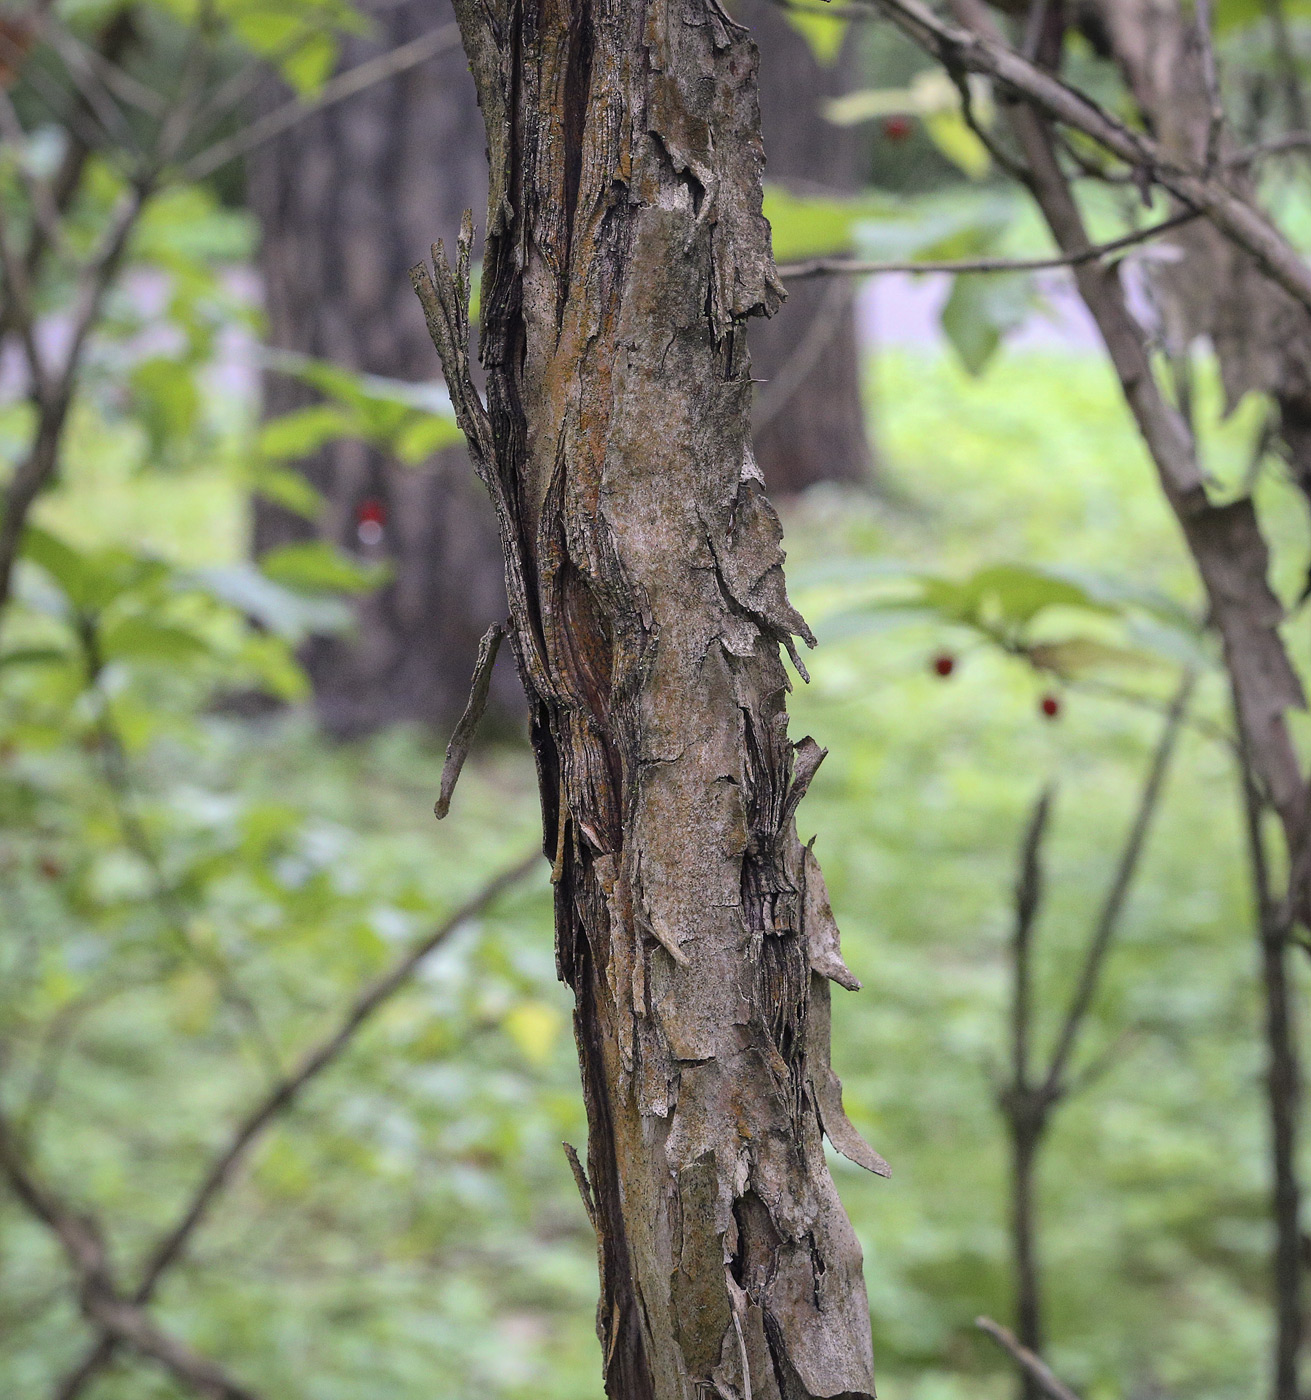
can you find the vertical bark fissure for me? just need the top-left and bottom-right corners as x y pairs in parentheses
(413, 1), (884, 1395)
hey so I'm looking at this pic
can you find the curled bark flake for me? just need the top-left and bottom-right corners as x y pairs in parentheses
(564, 1140), (599, 1232)
(434, 621), (506, 820)
(802, 842), (861, 993)
(780, 737), (826, 840)
(806, 969), (891, 1178)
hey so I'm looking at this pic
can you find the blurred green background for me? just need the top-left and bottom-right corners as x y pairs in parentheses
(5, 337), (1305, 1397)
(3, 1), (1311, 1396)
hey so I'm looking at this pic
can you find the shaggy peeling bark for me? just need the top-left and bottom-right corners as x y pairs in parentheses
(412, 2), (886, 1396)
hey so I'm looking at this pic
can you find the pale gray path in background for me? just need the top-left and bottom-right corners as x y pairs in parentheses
(856, 269), (1101, 353)
(0, 268), (1103, 410)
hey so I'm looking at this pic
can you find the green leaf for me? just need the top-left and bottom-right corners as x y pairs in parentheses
(824, 88), (915, 126)
(762, 184), (898, 262)
(132, 185), (255, 264)
(259, 541), (389, 596)
(921, 563), (1114, 629)
(259, 354), (462, 459)
(253, 465), (325, 519)
(940, 272), (1034, 375)
(100, 616), (212, 664)
(192, 562), (354, 640)
(1026, 637), (1165, 677)
(21, 527), (95, 611)
(237, 632), (311, 700)
(923, 108), (991, 179)
(282, 30), (338, 94)
(259, 405), (358, 460)
(393, 412), (464, 463)
(782, 7), (848, 64)
(130, 356), (201, 461)
(0, 646), (72, 670)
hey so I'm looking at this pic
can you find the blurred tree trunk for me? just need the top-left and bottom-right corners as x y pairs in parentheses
(412, 0), (885, 1393)
(250, 0), (871, 737)
(744, 0), (875, 494)
(248, 0), (516, 737)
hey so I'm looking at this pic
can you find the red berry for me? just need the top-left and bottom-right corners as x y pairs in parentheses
(356, 498), (386, 526)
(933, 653), (955, 678)
(1040, 694), (1061, 720)
(883, 115), (913, 142)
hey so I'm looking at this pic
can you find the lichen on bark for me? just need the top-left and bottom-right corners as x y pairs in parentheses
(412, 1), (885, 1394)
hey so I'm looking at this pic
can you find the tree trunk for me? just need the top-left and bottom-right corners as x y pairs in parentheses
(248, 0), (516, 737)
(743, 0), (874, 495)
(411, 1), (886, 1395)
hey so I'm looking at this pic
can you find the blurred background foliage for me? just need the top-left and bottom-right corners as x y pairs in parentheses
(2, 0), (1311, 1396)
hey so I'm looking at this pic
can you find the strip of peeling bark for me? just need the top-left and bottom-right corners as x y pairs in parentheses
(412, 2), (885, 1396)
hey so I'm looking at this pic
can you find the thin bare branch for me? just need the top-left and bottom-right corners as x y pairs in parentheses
(1013, 786), (1052, 1095)
(777, 209), (1198, 280)
(821, 0), (1311, 312)
(34, 17), (143, 154)
(0, 27), (117, 161)
(1262, 0), (1310, 138)
(0, 85), (66, 255)
(180, 23), (461, 183)
(754, 276), (852, 428)
(54, 851), (539, 1400)
(1235, 698), (1305, 1398)
(0, 1114), (262, 1400)
(40, 17), (164, 117)
(0, 184), (145, 628)
(1228, 132), (1311, 167)
(976, 1317), (1083, 1400)
(1042, 674), (1192, 1096)
(0, 198), (50, 399)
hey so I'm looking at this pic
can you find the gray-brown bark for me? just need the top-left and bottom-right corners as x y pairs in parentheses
(411, 1), (886, 1395)
(249, 0), (515, 736)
